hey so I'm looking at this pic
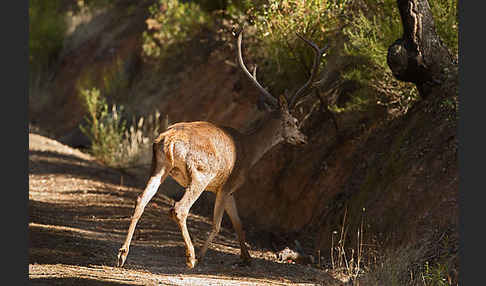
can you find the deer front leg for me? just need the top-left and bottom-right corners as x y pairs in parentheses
(117, 169), (168, 267)
(224, 194), (251, 264)
(198, 190), (229, 263)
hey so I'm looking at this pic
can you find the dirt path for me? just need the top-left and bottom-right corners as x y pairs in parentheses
(29, 133), (339, 285)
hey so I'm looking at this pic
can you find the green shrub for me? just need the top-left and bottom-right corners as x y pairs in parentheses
(340, 0), (414, 111)
(242, 0), (457, 115)
(142, 0), (212, 60)
(79, 87), (164, 169)
(359, 226), (458, 286)
(239, 0), (411, 114)
(244, 0), (350, 94)
(343, 1), (402, 71)
(422, 261), (452, 286)
(429, 0), (458, 56)
(79, 88), (127, 167)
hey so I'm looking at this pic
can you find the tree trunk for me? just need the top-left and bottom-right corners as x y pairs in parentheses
(387, 0), (457, 97)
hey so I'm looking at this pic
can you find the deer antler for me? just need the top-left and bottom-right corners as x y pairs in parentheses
(235, 28), (279, 108)
(288, 33), (328, 107)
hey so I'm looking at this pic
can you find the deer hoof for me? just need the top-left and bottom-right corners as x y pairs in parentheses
(117, 247), (128, 267)
(238, 255), (252, 266)
(186, 256), (197, 269)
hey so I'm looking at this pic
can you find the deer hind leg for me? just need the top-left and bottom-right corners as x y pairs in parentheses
(117, 163), (170, 267)
(224, 194), (251, 264)
(170, 171), (212, 269)
(198, 190), (229, 263)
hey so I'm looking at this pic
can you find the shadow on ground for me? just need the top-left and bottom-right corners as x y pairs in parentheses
(29, 133), (336, 285)
(29, 278), (135, 286)
(29, 150), (143, 188)
(29, 197), (329, 285)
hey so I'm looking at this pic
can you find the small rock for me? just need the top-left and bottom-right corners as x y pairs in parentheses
(276, 247), (314, 265)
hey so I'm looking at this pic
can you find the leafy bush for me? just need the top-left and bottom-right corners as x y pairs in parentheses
(422, 261), (453, 286)
(121, 110), (165, 171)
(79, 87), (164, 169)
(340, 0), (458, 113)
(142, 0), (212, 60)
(429, 0), (458, 56)
(241, 0), (457, 115)
(243, 0), (350, 94)
(340, 0), (419, 114)
(358, 225), (458, 286)
(235, 0), (416, 114)
(79, 88), (127, 167)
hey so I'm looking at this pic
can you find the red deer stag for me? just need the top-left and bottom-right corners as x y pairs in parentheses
(117, 28), (327, 268)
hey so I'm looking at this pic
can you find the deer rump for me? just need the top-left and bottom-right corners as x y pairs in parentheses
(154, 121), (238, 192)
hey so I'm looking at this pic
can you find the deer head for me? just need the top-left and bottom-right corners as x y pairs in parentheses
(235, 28), (328, 146)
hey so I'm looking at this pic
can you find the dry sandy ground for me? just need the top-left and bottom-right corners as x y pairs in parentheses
(28, 133), (341, 285)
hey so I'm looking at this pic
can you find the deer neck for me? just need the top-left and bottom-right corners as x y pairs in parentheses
(242, 117), (283, 168)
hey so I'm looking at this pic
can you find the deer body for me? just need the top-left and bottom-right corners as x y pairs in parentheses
(153, 118), (292, 194)
(117, 28), (326, 268)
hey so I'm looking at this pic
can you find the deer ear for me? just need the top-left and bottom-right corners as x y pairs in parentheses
(278, 95), (289, 112)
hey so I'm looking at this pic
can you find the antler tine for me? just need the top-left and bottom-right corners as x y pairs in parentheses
(235, 28), (278, 108)
(289, 33), (328, 107)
